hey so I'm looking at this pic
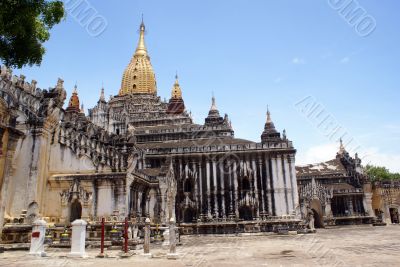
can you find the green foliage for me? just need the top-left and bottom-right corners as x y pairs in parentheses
(366, 165), (400, 181)
(0, 0), (65, 68)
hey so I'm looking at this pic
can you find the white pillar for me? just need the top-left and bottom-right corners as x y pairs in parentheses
(219, 161), (226, 219)
(252, 159), (260, 219)
(363, 192), (374, 217)
(198, 162), (203, 216)
(212, 160), (219, 218)
(167, 217), (178, 259)
(233, 160), (239, 218)
(29, 219), (47, 257)
(271, 157), (281, 216)
(228, 159), (235, 217)
(325, 200), (333, 217)
(265, 158), (273, 216)
(258, 158), (266, 217)
(289, 155), (300, 217)
(283, 155), (294, 214)
(69, 219), (87, 258)
(192, 162), (199, 211)
(276, 156), (287, 215)
(206, 161), (212, 218)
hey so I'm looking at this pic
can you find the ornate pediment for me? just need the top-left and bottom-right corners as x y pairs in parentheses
(60, 179), (92, 206)
(299, 178), (333, 205)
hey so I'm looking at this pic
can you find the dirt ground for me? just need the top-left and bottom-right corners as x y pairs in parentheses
(1, 225), (399, 267)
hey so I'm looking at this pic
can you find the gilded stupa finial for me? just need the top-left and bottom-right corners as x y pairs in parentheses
(171, 72), (182, 99)
(119, 16), (157, 96)
(135, 16), (147, 56)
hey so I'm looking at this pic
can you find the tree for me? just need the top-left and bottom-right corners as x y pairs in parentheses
(0, 0), (65, 68)
(366, 165), (400, 181)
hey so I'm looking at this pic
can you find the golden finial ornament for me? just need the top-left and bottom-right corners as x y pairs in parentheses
(119, 17), (157, 96)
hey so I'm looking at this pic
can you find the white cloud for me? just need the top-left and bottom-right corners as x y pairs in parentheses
(292, 57), (306, 65)
(340, 57), (350, 64)
(296, 143), (338, 166)
(297, 143), (400, 173)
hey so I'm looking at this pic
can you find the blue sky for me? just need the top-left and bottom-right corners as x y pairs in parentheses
(10, 0), (400, 171)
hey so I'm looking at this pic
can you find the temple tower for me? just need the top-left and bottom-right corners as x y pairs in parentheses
(119, 19), (157, 96)
(261, 108), (281, 143)
(167, 74), (185, 114)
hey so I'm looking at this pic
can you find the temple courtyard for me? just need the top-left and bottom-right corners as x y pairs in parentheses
(1, 225), (399, 267)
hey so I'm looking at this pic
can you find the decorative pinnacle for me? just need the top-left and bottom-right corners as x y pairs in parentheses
(171, 73), (182, 99)
(73, 83), (78, 94)
(100, 86), (105, 101)
(266, 106), (272, 123)
(339, 138), (346, 153)
(135, 16), (147, 56)
(210, 93), (218, 111)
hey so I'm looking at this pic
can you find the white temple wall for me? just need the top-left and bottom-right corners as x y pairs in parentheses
(96, 180), (115, 217)
(8, 135), (35, 217)
(48, 144), (97, 173)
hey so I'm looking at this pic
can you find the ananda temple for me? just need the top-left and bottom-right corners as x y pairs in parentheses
(0, 20), (399, 241)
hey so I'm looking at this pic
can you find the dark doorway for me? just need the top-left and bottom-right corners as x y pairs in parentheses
(183, 208), (195, 223)
(390, 208), (399, 224)
(312, 209), (323, 228)
(241, 178), (250, 191)
(239, 206), (253, 221)
(184, 179), (193, 194)
(70, 199), (82, 223)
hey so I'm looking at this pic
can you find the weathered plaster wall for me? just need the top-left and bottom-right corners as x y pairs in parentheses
(48, 143), (97, 174)
(7, 134), (34, 217)
(96, 180), (115, 217)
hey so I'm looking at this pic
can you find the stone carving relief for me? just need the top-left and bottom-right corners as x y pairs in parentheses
(60, 179), (92, 207)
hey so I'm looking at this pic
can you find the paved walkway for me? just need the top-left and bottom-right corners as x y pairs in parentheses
(1, 225), (399, 267)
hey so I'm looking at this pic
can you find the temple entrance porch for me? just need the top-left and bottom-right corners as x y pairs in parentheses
(309, 199), (324, 228)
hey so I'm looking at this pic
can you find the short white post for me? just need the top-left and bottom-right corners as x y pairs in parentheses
(143, 218), (152, 257)
(69, 219), (87, 258)
(29, 219), (47, 257)
(167, 217), (178, 259)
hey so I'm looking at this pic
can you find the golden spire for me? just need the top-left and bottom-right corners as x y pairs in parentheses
(119, 17), (157, 96)
(171, 73), (182, 99)
(135, 16), (147, 56)
(66, 84), (80, 113)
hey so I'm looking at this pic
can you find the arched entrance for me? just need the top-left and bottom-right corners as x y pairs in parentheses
(70, 199), (82, 222)
(312, 209), (323, 228)
(239, 206), (253, 221)
(183, 208), (196, 223)
(310, 199), (324, 228)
